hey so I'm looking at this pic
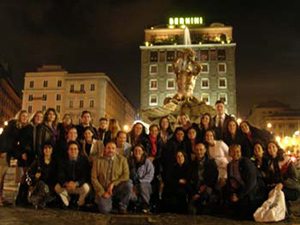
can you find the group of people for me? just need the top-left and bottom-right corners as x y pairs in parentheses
(0, 100), (299, 220)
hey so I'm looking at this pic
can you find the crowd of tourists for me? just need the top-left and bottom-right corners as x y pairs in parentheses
(0, 100), (299, 220)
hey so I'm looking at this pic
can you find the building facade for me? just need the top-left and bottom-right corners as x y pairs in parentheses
(140, 20), (237, 115)
(22, 65), (135, 127)
(0, 66), (22, 126)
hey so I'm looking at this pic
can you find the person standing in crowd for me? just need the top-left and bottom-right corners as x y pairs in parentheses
(57, 114), (73, 142)
(76, 111), (97, 141)
(55, 141), (90, 208)
(204, 129), (230, 189)
(36, 108), (59, 157)
(128, 122), (150, 154)
(162, 150), (191, 213)
(186, 126), (200, 160)
(103, 119), (120, 146)
(97, 117), (109, 141)
(116, 131), (132, 159)
(188, 143), (219, 215)
(225, 144), (266, 219)
(158, 116), (173, 145)
(252, 141), (267, 176)
(91, 141), (132, 214)
(129, 144), (154, 214)
(81, 127), (104, 165)
(264, 141), (300, 202)
(212, 100), (232, 140)
(177, 113), (192, 135)
(27, 111), (44, 158)
(198, 113), (213, 143)
(0, 110), (29, 206)
(27, 143), (58, 209)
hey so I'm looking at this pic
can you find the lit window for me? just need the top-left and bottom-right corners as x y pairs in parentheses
(28, 105), (32, 113)
(166, 64), (174, 74)
(56, 105), (60, 113)
(90, 100), (94, 108)
(218, 78), (227, 89)
(42, 94), (47, 101)
(149, 65), (158, 75)
(201, 63), (209, 73)
(57, 80), (62, 87)
(69, 100), (73, 108)
(218, 93), (228, 104)
(29, 81), (34, 88)
(166, 51), (175, 62)
(80, 84), (85, 92)
(43, 81), (48, 88)
(200, 50), (209, 61)
(79, 100), (84, 108)
(28, 95), (33, 101)
(149, 79), (158, 90)
(201, 78), (209, 89)
(149, 94), (158, 106)
(56, 94), (61, 101)
(166, 79), (175, 90)
(217, 49), (226, 60)
(201, 93), (210, 104)
(70, 84), (74, 92)
(150, 51), (158, 62)
(218, 63), (226, 73)
(90, 84), (95, 91)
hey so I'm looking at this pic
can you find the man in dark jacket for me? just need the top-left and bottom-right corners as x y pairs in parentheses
(54, 141), (90, 207)
(188, 142), (219, 215)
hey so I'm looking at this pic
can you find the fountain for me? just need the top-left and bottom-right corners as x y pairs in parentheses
(140, 27), (215, 125)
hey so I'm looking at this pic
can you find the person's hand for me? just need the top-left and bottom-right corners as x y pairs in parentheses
(179, 179), (187, 184)
(231, 194), (239, 202)
(35, 172), (41, 179)
(107, 183), (114, 195)
(21, 153), (27, 161)
(66, 181), (77, 190)
(275, 183), (283, 190)
(102, 192), (112, 199)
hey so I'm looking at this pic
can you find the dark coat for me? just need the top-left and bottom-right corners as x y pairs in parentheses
(57, 155), (89, 187)
(36, 123), (58, 157)
(212, 114), (233, 140)
(75, 124), (97, 141)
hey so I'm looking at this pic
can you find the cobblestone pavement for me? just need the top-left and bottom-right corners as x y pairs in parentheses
(0, 206), (299, 225)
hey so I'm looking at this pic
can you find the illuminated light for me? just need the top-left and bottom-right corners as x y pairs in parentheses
(123, 125), (129, 132)
(194, 17), (199, 24)
(294, 131), (300, 136)
(292, 140), (296, 145)
(288, 151), (291, 155)
(215, 36), (220, 42)
(169, 18), (174, 25)
(191, 18), (194, 24)
(237, 118), (242, 125)
(174, 18), (179, 25)
(145, 42), (149, 46)
(199, 42), (202, 45)
(291, 156), (296, 162)
(151, 27), (154, 30)
(284, 139), (289, 145)
(150, 43), (153, 46)
(0, 127), (3, 135)
(276, 136), (281, 142)
(221, 41), (225, 44)
(200, 17), (203, 24)
(267, 123), (272, 128)
(180, 25), (186, 29)
(168, 25), (175, 29)
(4, 121), (8, 126)
(179, 18), (184, 25)
(185, 18), (190, 24)
(227, 39), (231, 44)
(174, 43), (177, 45)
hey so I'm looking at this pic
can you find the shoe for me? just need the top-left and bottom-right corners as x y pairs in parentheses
(59, 192), (70, 207)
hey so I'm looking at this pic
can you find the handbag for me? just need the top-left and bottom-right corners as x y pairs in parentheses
(253, 188), (287, 222)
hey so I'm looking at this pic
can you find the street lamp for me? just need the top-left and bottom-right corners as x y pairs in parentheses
(123, 125), (129, 132)
(4, 121), (8, 126)
(267, 123), (272, 128)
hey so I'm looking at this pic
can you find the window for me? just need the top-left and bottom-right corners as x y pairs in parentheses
(90, 100), (94, 108)
(201, 78), (209, 89)
(57, 80), (62, 87)
(70, 84), (74, 92)
(166, 64), (174, 74)
(149, 65), (158, 75)
(90, 84), (95, 91)
(149, 79), (158, 90)
(217, 49), (226, 61)
(209, 50), (217, 61)
(79, 100), (84, 108)
(69, 100), (73, 108)
(200, 50), (209, 61)
(166, 51), (175, 62)
(201, 93), (210, 104)
(166, 79), (175, 90)
(80, 84), (85, 92)
(42, 94), (47, 101)
(56, 94), (61, 101)
(218, 78), (227, 89)
(218, 63), (226, 73)
(28, 95), (33, 101)
(150, 51), (158, 62)
(218, 93), (228, 104)
(42, 105), (46, 112)
(159, 51), (166, 62)
(149, 94), (158, 106)
(56, 105), (60, 113)
(201, 63), (209, 73)
(194, 50), (200, 61)
(28, 105), (32, 113)
(43, 81), (48, 88)
(29, 81), (34, 88)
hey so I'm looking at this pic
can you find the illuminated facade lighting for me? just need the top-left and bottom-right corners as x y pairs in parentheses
(0, 128), (3, 135)
(4, 121), (8, 126)
(123, 125), (129, 132)
(145, 42), (149, 46)
(267, 123), (272, 128)
(168, 16), (204, 26)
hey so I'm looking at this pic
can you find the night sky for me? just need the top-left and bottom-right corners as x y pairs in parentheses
(0, 0), (299, 118)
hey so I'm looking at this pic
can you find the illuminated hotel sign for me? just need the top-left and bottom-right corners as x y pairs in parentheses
(169, 17), (203, 25)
